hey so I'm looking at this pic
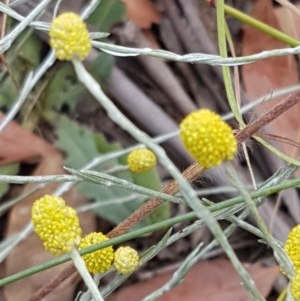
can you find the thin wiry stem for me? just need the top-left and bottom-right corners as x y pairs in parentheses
(92, 41), (300, 67)
(73, 59), (266, 301)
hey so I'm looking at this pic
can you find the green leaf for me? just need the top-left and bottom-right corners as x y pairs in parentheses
(0, 75), (18, 108)
(0, 29), (42, 109)
(55, 116), (168, 226)
(131, 170), (170, 225)
(87, 0), (126, 32)
(0, 163), (20, 197)
(16, 29), (42, 67)
(42, 54), (113, 112)
(89, 54), (114, 86)
(56, 115), (99, 168)
(42, 63), (85, 112)
(40, 0), (122, 113)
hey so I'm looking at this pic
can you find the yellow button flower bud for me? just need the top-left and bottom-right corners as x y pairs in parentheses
(127, 148), (157, 173)
(291, 272), (300, 301)
(79, 232), (114, 274)
(32, 195), (82, 256)
(49, 12), (91, 61)
(284, 224), (300, 270)
(114, 246), (139, 274)
(179, 109), (237, 168)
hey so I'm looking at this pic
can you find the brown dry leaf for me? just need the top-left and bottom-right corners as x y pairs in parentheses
(274, 4), (300, 40)
(0, 112), (53, 165)
(108, 259), (279, 301)
(241, 0), (300, 160)
(121, 0), (161, 29)
(241, 0), (298, 98)
(3, 150), (97, 301)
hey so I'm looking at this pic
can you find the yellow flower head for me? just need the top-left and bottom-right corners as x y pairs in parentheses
(114, 246), (139, 274)
(291, 272), (300, 301)
(49, 12), (91, 61)
(284, 224), (300, 270)
(179, 109), (237, 168)
(127, 148), (157, 173)
(79, 232), (114, 274)
(32, 195), (82, 256)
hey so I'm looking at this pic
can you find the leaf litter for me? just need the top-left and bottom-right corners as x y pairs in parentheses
(108, 259), (279, 301)
(241, 0), (300, 165)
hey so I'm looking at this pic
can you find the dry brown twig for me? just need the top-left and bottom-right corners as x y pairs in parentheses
(27, 90), (300, 301)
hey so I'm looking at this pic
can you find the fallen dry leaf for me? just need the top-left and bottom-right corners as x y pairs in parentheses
(241, 0), (298, 98)
(121, 0), (161, 29)
(241, 0), (300, 161)
(108, 259), (279, 301)
(274, 4), (300, 40)
(0, 112), (53, 165)
(3, 150), (97, 301)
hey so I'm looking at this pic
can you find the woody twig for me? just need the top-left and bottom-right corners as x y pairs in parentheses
(28, 90), (300, 301)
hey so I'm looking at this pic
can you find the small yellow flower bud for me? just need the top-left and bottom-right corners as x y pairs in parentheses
(291, 272), (300, 301)
(32, 195), (82, 256)
(79, 232), (114, 274)
(114, 246), (139, 274)
(127, 148), (157, 173)
(284, 224), (300, 270)
(49, 12), (91, 61)
(179, 109), (237, 168)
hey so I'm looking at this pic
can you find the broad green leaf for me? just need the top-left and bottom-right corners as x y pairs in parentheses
(42, 63), (85, 112)
(56, 115), (99, 168)
(42, 54), (113, 112)
(41, 0), (122, 112)
(16, 29), (42, 67)
(0, 29), (42, 109)
(131, 170), (170, 226)
(0, 76), (18, 108)
(89, 54), (114, 86)
(87, 0), (126, 32)
(55, 116), (168, 226)
(0, 163), (19, 197)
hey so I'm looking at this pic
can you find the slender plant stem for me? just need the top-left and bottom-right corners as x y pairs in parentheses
(107, 163), (203, 237)
(215, 2), (266, 300)
(74, 56), (267, 300)
(22, 83), (300, 300)
(236, 91), (300, 143)
(205, 0), (300, 47)
(70, 248), (104, 301)
(216, 0), (244, 126)
(223, 3), (300, 47)
(226, 164), (293, 277)
(4, 170), (297, 298)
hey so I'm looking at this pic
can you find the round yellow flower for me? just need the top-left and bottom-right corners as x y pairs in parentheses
(291, 272), (300, 301)
(285, 224), (300, 270)
(32, 195), (82, 256)
(79, 232), (114, 274)
(127, 148), (157, 173)
(179, 109), (237, 168)
(49, 12), (91, 61)
(114, 246), (139, 274)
